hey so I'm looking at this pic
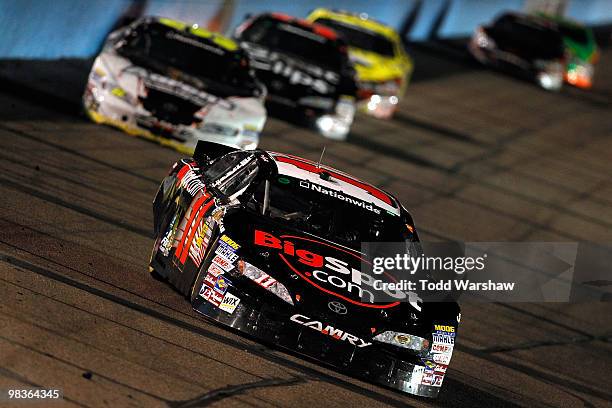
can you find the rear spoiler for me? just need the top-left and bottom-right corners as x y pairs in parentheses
(193, 141), (239, 165)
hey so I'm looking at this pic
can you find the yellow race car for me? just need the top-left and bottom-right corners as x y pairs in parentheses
(307, 8), (413, 119)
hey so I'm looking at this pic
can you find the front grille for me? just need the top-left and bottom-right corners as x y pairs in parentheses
(141, 88), (201, 126)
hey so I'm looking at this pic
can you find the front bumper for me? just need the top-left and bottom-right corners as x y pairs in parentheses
(192, 290), (444, 398)
(84, 84), (259, 152)
(358, 94), (399, 119)
(565, 63), (594, 89)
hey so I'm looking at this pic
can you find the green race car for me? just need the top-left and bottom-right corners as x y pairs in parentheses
(539, 14), (599, 89)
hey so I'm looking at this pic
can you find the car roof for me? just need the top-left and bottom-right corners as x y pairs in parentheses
(147, 16), (239, 52)
(263, 12), (339, 42)
(268, 152), (400, 216)
(307, 8), (398, 40)
(497, 11), (561, 31)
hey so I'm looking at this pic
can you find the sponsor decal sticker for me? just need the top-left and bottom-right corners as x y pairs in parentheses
(421, 372), (445, 387)
(199, 284), (222, 306)
(188, 220), (212, 266)
(208, 262), (225, 277)
(160, 213), (180, 256)
(199, 282), (212, 299)
(432, 333), (455, 345)
(243, 43), (339, 94)
(215, 243), (239, 263)
(410, 365), (425, 389)
(177, 162), (207, 196)
(212, 254), (235, 271)
(213, 275), (232, 295)
(299, 180), (381, 215)
(290, 314), (372, 348)
(207, 289), (224, 307)
(219, 234), (240, 250)
(431, 343), (453, 354)
(219, 292), (240, 314)
(204, 272), (218, 287)
(434, 324), (456, 337)
(432, 352), (451, 365)
(125, 66), (234, 110)
(254, 230), (399, 309)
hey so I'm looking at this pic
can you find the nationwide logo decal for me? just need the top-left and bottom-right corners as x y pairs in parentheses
(299, 181), (381, 214)
(254, 230), (399, 309)
(290, 314), (371, 348)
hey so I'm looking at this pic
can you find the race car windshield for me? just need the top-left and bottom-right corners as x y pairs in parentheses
(117, 22), (260, 97)
(313, 18), (396, 57)
(558, 25), (589, 44)
(493, 15), (564, 58)
(241, 17), (345, 70)
(249, 175), (406, 248)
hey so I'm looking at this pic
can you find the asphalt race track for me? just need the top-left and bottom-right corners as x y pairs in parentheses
(0, 46), (611, 407)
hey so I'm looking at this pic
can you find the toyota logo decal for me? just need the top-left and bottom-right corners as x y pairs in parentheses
(328, 301), (347, 315)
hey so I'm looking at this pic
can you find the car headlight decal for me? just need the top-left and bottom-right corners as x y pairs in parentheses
(238, 260), (294, 305)
(373, 330), (430, 352)
(335, 96), (355, 122)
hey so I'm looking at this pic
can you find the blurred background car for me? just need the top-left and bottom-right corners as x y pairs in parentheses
(83, 17), (267, 153)
(306, 8), (413, 119)
(234, 12), (357, 140)
(538, 13), (599, 89)
(468, 12), (567, 91)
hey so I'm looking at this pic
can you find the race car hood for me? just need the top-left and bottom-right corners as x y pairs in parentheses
(98, 52), (238, 111)
(220, 209), (430, 335)
(204, 96), (267, 131)
(564, 37), (597, 62)
(241, 42), (343, 98)
(349, 47), (411, 83)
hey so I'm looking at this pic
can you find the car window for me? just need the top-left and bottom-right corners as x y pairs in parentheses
(205, 151), (259, 197)
(249, 175), (407, 248)
(241, 16), (346, 70)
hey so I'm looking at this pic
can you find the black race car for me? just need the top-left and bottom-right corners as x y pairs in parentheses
(233, 13), (358, 140)
(468, 12), (566, 91)
(149, 141), (460, 398)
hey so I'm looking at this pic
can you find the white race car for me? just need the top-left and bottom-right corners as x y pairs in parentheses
(83, 17), (267, 153)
